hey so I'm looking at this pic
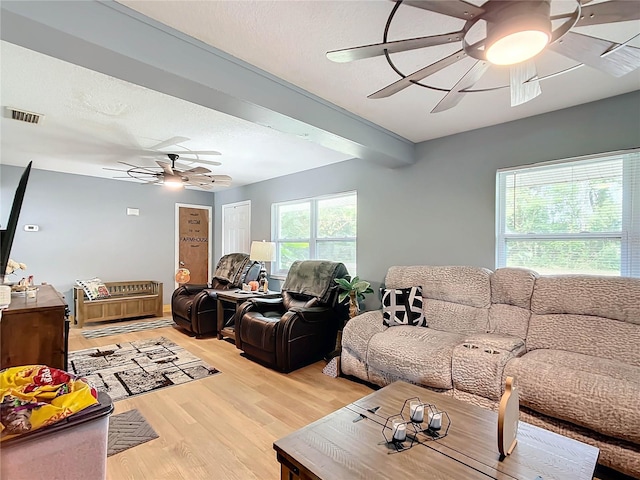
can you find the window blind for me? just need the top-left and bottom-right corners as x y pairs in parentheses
(496, 149), (639, 277)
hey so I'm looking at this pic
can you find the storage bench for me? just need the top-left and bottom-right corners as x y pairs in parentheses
(74, 280), (163, 328)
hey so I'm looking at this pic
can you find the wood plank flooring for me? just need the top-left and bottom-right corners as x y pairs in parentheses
(69, 318), (373, 480)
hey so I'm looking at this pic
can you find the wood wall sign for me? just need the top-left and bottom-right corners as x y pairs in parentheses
(178, 206), (210, 284)
(498, 376), (519, 457)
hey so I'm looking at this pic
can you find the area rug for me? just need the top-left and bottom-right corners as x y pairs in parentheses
(81, 318), (176, 339)
(108, 409), (159, 456)
(68, 337), (220, 401)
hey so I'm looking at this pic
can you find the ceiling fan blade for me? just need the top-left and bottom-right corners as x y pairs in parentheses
(117, 161), (159, 173)
(182, 166), (211, 175)
(550, 31), (640, 77)
(210, 175), (232, 185)
(396, 0), (484, 20)
(149, 136), (190, 150)
(102, 167), (129, 172)
(575, 0), (640, 27)
(164, 150), (221, 156)
(327, 31), (464, 63)
(176, 158), (222, 167)
(156, 160), (174, 176)
(186, 182), (213, 190)
(510, 61), (542, 107)
(431, 60), (490, 113)
(369, 49), (468, 99)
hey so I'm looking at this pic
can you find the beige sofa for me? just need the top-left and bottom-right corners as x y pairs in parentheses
(341, 266), (640, 477)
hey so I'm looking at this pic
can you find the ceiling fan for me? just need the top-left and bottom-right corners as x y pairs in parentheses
(105, 136), (232, 189)
(327, 0), (640, 112)
(105, 153), (232, 189)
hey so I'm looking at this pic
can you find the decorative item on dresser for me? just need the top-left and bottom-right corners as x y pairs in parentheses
(0, 284), (69, 370)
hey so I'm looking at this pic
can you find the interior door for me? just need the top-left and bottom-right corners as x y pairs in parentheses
(176, 204), (212, 286)
(222, 200), (251, 255)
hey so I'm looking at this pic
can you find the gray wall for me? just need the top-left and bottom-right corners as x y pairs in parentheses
(2, 92), (638, 314)
(214, 91), (640, 310)
(0, 167), (213, 309)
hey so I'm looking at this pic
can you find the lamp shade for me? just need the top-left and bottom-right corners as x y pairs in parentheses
(250, 241), (276, 262)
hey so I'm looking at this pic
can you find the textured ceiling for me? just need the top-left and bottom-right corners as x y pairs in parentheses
(1, 0), (639, 189)
(0, 41), (353, 188)
(119, 0), (640, 142)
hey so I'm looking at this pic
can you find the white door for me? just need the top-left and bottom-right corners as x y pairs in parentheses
(222, 200), (251, 255)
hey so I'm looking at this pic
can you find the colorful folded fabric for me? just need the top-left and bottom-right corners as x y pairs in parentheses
(0, 365), (98, 441)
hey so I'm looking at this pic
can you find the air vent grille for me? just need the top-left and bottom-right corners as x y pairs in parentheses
(5, 107), (44, 125)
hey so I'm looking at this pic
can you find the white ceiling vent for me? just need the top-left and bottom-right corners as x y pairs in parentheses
(4, 107), (44, 125)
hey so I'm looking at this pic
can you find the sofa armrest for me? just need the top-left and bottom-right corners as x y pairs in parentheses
(452, 333), (526, 401)
(287, 306), (332, 323)
(461, 333), (525, 354)
(341, 311), (386, 359)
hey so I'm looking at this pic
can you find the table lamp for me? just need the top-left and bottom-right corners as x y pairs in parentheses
(250, 240), (276, 292)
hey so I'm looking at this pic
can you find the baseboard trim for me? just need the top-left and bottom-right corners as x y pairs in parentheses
(163, 304), (171, 314)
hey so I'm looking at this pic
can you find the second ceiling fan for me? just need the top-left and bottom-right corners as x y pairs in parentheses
(105, 136), (232, 189)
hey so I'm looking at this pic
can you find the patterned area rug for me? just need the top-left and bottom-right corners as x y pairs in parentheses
(68, 337), (220, 401)
(108, 409), (159, 456)
(82, 318), (176, 339)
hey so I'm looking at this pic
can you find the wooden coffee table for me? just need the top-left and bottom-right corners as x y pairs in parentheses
(274, 381), (598, 480)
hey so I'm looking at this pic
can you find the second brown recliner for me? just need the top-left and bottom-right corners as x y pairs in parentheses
(235, 260), (349, 372)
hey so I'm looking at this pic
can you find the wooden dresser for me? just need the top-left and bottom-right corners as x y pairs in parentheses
(0, 284), (69, 370)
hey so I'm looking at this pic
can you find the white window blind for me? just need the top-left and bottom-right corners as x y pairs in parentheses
(272, 192), (357, 277)
(496, 149), (640, 277)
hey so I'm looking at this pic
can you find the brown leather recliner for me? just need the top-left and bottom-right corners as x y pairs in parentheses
(235, 260), (349, 372)
(171, 253), (260, 337)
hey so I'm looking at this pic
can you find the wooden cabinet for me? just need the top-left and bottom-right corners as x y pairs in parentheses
(1, 285), (69, 370)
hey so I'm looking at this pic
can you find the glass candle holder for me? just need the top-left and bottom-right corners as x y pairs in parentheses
(409, 402), (424, 423)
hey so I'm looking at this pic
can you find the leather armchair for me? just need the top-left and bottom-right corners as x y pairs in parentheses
(235, 260), (349, 372)
(171, 253), (260, 337)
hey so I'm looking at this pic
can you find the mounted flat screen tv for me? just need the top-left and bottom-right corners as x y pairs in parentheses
(0, 161), (32, 280)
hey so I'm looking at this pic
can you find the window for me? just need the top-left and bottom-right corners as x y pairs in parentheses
(272, 192), (357, 277)
(496, 149), (639, 277)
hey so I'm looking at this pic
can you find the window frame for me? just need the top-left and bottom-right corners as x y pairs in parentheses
(496, 148), (639, 277)
(271, 191), (357, 278)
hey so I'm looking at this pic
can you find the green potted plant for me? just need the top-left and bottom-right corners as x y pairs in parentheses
(335, 276), (374, 320)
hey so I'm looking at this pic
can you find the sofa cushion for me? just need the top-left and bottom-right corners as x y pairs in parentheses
(528, 313), (640, 367)
(504, 349), (640, 444)
(367, 326), (463, 390)
(488, 268), (536, 339)
(531, 275), (640, 324)
(382, 287), (426, 327)
(424, 299), (489, 334)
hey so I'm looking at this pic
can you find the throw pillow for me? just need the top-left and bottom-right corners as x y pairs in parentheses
(76, 278), (111, 301)
(382, 286), (426, 327)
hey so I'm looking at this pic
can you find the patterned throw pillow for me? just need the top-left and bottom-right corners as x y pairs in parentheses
(382, 286), (426, 327)
(76, 278), (111, 301)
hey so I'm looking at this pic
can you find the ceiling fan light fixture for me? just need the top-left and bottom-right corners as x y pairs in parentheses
(163, 174), (184, 189)
(485, 1), (551, 66)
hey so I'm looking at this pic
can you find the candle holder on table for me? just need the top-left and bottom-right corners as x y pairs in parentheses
(380, 396), (451, 453)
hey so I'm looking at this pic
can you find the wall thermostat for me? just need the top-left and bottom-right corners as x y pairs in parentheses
(24, 225), (39, 232)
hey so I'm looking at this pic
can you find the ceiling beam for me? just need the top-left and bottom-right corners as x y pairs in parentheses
(1, 0), (416, 168)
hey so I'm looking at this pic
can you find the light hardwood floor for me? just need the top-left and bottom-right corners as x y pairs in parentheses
(69, 318), (373, 480)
